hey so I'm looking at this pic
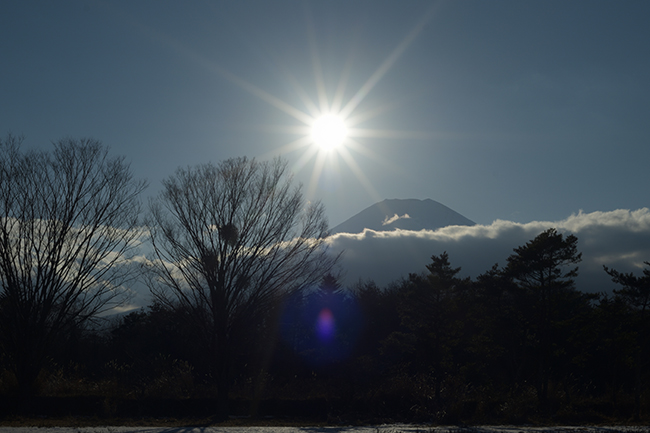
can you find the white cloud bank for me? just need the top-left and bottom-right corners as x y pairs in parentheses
(326, 208), (650, 292)
(106, 208), (650, 314)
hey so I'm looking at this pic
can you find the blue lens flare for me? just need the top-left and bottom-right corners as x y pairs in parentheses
(279, 288), (363, 366)
(316, 308), (335, 342)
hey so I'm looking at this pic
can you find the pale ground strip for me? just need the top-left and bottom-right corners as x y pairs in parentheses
(0, 426), (649, 433)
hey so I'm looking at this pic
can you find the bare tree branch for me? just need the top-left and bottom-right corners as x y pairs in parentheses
(0, 135), (147, 405)
(144, 156), (337, 416)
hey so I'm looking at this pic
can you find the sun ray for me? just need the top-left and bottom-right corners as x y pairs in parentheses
(345, 100), (402, 127)
(179, 46), (314, 125)
(307, 151), (329, 198)
(336, 146), (382, 203)
(219, 69), (314, 125)
(254, 124), (309, 135)
(349, 128), (434, 140)
(339, 4), (439, 119)
(292, 144), (320, 175)
(345, 138), (411, 181)
(345, 138), (401, 172)
(271, 3), (441, 204)
(331, 62), (351, 114)
(105, 7), (318, 128)
(258, 135), (312, 161)
(329, 149), (342, 175)
(305, 8), (330, 115)
(117, 0), (442, 211)
(278, 67), (321, 118)
(330, 42), (357, 114)
(179, 2), (442, 211)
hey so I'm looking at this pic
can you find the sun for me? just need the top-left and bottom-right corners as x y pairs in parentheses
(310, 114), (348, 151)
(213, 4), (438, 200)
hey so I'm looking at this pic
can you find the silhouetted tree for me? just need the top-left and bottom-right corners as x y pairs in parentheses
(577, 294), (634, 408)
(385, 252), (469, 403)
(0, 135), (146, 409)
(604, 261), (650, 313)
(316, 272), (342, 298)
(145, 156), (336, 417)
(504, 228), (582, 408)
(352, 279), (400, 363)
(604, 261), (650, 420)
(464, 264), (519, 390)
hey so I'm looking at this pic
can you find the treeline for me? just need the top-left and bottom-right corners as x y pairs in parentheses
(2, 231), (650, 424)
(0, 136), (649, 424)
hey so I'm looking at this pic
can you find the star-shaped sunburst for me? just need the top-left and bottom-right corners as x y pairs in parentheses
(207, 4), (438, 200)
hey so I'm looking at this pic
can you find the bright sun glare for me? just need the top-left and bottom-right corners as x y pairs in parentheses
(310, 114), (348, 151)
(213, 4), (437, 199)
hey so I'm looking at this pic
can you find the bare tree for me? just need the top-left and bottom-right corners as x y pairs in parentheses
(0, 135), (147, 407)
(146, 156), (337, 417)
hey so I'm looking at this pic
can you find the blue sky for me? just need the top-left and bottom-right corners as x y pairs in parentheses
(2, 0), (649, 228)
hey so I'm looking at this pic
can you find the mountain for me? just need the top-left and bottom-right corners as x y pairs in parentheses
(330, 198), (475, 234)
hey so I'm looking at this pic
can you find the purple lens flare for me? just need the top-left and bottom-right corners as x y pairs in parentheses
(316, 307), (335, 342)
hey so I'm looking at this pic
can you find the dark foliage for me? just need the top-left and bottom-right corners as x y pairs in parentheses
(0, 135), (146, 412)
(144, 157), (337, 418)
(1, 142), (649, 424)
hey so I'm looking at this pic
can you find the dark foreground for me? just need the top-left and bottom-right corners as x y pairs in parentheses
(0, 424), (650, 433)
(1, 394), (649, 429)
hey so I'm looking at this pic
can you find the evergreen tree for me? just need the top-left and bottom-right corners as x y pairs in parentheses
(385, 252), (469, 403)
(466, 265), (520, 390)
(604, 261), (650, 420)
(504, 228), (582, 407)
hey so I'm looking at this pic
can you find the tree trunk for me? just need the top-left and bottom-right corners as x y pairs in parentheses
(213, 323), (231, 419)
(536, 351), (549, 410)
(216, 373), (230, 419)
(633, 358), (641, 421)
(15, 359), (40, 414)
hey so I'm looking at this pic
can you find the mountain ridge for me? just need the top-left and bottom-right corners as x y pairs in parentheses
(330, 198), (475, 235)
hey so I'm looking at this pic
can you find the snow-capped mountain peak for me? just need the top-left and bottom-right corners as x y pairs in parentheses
(330, 198), (475, 234)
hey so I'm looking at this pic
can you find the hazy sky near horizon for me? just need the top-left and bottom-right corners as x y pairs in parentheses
(2, 0), (649, 228)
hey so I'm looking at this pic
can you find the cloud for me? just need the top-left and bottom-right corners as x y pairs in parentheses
(103, 208), (650, 312)
(382, 213), (411, 226)
(326, 208), (650, 293)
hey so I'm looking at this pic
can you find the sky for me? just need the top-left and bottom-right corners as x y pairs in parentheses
(3, 0), (649, 229)
(2, 1), (650, 309)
